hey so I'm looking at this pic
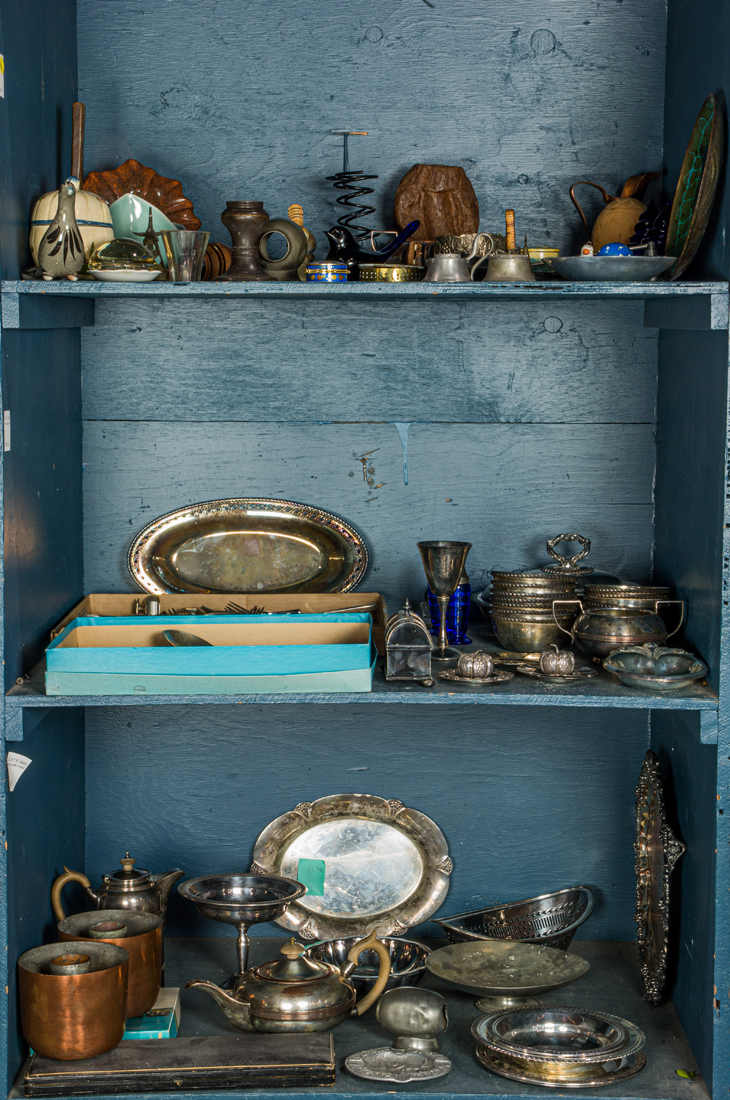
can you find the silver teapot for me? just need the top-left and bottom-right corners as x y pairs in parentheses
(52, 852), (184, 922)
(187, 931), (391, 1032)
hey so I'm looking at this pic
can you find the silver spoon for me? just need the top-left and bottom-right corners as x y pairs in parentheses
(162, 630), (213, 647)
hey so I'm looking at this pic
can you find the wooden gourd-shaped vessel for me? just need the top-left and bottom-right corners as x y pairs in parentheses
(570, 172), (660, 252)
(30, 103), (113, 266)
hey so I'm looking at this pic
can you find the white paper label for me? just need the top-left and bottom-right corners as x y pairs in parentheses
(3, 410), (10, 452)
(0, 56), (5, 98)
(7, 752), (31, 791)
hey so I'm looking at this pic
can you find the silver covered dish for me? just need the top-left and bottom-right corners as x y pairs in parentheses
(433, 887), (595, 950)
(604, 643), (708, 691)
(472, 1006), (645, 1063)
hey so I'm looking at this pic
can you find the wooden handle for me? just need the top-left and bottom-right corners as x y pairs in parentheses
(71, 103), (85, 182)
(349, 930), (392, 1016)
(51, 866), (92, 921)
(505, 209), (516, 253)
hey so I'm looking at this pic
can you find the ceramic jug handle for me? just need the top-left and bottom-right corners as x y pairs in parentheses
(348, 929), (392, 1016)
(552, 599), (582, 638)
(656, 599), (685, 639)
(51, 867), (93, 921)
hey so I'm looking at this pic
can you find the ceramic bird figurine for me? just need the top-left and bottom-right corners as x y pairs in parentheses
(325, 220), (420, 278)
(38, 181), (85, 280)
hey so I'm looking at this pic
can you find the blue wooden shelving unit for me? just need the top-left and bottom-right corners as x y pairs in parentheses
(1, 1), (729, 1099)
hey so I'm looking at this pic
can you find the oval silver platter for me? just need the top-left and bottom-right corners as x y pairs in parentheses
(128, 498), (368, 595)
(251, 793), (453, 940)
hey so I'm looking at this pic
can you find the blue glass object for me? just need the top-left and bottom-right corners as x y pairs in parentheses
(427, 575), (471, 645)
(596, 242), (632, 256)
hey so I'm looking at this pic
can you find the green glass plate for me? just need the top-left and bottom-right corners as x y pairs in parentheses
(665, 94), (724, 280)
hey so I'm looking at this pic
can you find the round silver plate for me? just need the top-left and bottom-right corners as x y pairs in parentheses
(346, 1047), (451, 1082)
(251, 793), (452, 939)
(439, 669), (515, 685)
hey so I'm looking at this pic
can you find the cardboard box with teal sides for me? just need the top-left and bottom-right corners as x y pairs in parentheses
(45, 614), (375, 695)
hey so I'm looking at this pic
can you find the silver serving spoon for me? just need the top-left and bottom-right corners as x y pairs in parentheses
(162, 629), (213, 647)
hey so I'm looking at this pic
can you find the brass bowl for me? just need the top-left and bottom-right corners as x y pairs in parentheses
(492, 616), (566, 651)
(358, 264), (424, 282)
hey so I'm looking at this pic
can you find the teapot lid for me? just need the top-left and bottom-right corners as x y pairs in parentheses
(256, 939), (332, 984)
(107, 853), (151, 884)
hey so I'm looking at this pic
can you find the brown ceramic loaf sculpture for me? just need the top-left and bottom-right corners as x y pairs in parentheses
(394, 164), (479, 241)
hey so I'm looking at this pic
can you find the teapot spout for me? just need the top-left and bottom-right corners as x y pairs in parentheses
(151, 869), (185, 913)
(185, 979), (254, 1031)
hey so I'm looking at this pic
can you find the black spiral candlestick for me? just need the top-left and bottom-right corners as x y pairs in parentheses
(327, 130), (377, 240)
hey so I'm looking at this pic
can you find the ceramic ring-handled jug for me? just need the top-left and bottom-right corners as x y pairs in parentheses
(259, 219), (309, 281)
(552, 599), (685, 660)
(186, 929), (392, 1032)
(52, 851), (184, 923)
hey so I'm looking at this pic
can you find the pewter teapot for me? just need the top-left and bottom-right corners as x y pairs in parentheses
(187, 930), (391, 1032)
(423, 233), (494, 282)
(52, 852), (184, 922)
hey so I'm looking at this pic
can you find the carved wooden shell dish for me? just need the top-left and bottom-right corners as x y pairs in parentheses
(394, 164), (479, 241)
(83, 159), (201, 230)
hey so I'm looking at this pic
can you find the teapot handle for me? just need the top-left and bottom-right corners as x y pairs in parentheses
(655, 599), (685, 640)
(51, 866), (93, 921)
(347, 929), (392, 1016)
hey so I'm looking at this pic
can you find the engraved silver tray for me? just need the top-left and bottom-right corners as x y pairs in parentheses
(128, 498), (368, 596)
(251, 794), (452, 940)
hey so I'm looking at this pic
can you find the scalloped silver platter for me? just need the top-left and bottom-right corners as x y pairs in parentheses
(251, 793), (452, 940)
(128, 498), (368, 595)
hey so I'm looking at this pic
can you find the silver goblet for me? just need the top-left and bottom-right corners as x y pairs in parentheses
(417, 541), (472, 660)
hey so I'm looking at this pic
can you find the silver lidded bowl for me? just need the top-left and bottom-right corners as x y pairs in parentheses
(603, 644), (708, 691)
(304, 936), (430, 994)
(433, 887), (595, 951)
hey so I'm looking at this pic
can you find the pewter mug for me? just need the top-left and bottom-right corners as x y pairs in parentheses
(553, 599), (684, 659)
(483, 253), (536, 282)
(424, 234), (494, 282)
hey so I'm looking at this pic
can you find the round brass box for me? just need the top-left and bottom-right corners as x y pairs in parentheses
(358, 264), (424, 282)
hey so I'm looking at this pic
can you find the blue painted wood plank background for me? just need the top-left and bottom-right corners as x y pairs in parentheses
(84, 703), (649, 942)
(76, 0), (666, 257)
(81, 420), (655, 603)
(81, 300), (657, 423)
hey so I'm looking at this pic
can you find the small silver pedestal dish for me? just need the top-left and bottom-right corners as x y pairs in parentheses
(433, 886), (595, 951)
(303, 936), (430, 994)
(345, 987), (451, 1082)
(604, 644), (708, 691)
(178, 873), (305, 982)
(426, 939), (590, 1011)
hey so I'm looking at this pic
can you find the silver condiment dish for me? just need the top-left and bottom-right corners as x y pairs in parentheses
(433, 887), (595, 951)
(604, 643), (708, 691)
(425, 939), (590, 1010)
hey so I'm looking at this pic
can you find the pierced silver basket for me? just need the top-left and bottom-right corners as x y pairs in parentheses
(433, 886), (595, 951)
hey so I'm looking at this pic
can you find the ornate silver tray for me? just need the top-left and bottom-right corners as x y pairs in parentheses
(251, 794), (452, 940)
(635, 751), (686, 1003)
(128, 498), (368, 595)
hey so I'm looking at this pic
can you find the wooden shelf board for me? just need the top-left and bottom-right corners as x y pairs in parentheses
(6, 659), (718, 744)
(11, 937), (705, 1100)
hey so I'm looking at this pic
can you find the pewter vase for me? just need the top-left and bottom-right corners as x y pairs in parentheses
(217, 201), (274, 281)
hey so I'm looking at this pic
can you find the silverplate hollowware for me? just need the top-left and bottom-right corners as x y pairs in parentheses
(472, 1006), (645, 1063)
(251, 793), (452, 940)
(433, 887), (595, 951)
(439, 668), (515, 685)
(128, 497), (368, 595)
(634, 751), (686, 1003)
(425, 939), (590, 1010)
(515, 665), (597, 682)
(475, 1043), (646, 1088)
(548, 254), (676, 281)
(178, 873), (306, 982)
(491, 617), (567, 652)
(604, 643), (708, 691)
(552, 600), (684, 659)
(304, 936), (430, 994)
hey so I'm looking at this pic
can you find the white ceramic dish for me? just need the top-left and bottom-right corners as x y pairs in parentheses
(91, 269), (162, 283)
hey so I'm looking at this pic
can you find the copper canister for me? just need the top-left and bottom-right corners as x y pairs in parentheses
(58, 910), (162, 1018)
(19, 941), (128, 1060)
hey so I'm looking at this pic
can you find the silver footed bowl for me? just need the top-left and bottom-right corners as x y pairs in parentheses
(426, 940), (589, 1002)
(178, 873), (305, 926)
(304, 936), (430, 994)
(603, 644), (708, 691)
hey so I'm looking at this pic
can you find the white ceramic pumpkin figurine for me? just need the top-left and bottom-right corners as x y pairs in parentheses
(30, 103), (113, 265)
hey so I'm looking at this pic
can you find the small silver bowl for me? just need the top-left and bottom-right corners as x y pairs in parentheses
(603, 644), (708, 691)
(304, 936), (430, 994)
